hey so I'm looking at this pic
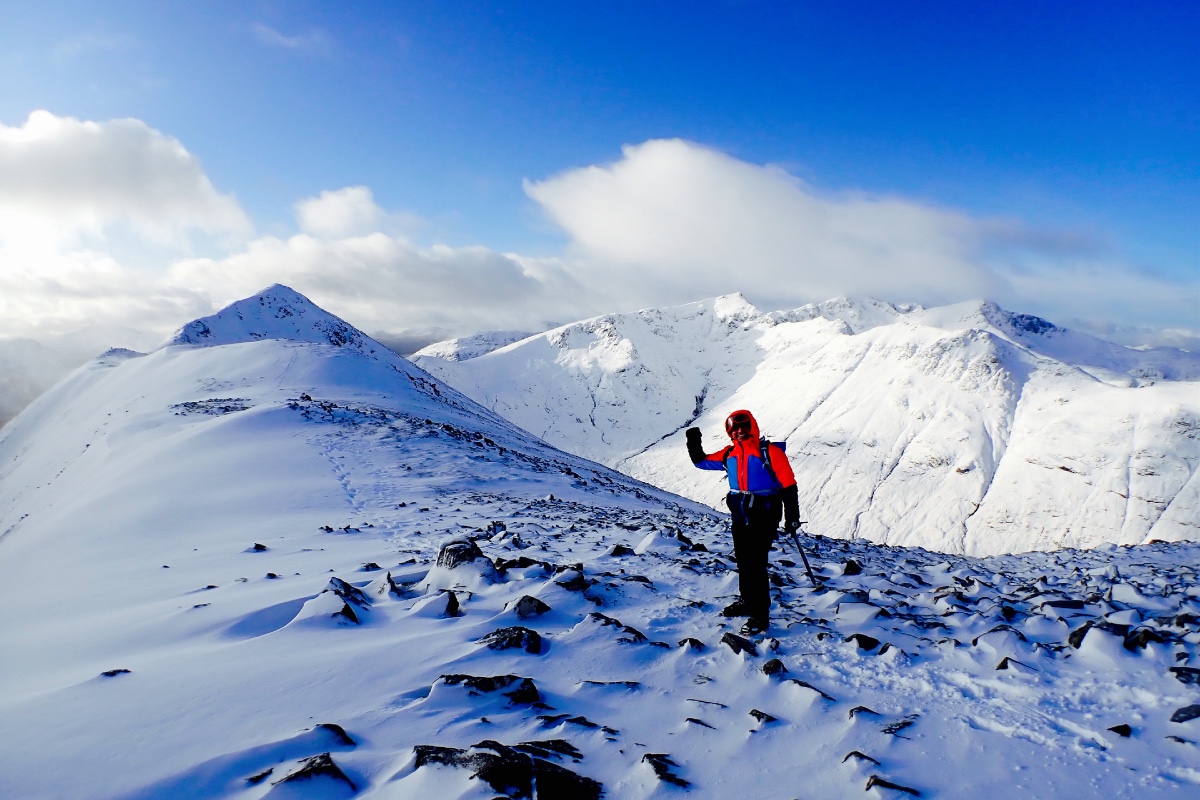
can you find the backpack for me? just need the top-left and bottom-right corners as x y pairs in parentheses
(721, 437), (787, 491)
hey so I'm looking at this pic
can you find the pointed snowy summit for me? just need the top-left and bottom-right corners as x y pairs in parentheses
(168, 284), (382, 357)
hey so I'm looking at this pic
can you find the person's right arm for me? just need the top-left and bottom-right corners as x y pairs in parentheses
(686, 427), (726, 470)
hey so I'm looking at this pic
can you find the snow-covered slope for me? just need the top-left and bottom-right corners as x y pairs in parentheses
(0, 337), (78, 429)
(413, 329), (540, 362)
(414, 295), (1200, 555)
(2, 286), (1199, 798)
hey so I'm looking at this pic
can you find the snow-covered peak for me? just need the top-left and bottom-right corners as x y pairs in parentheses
(412, 330), (538, 362)
(709, 292), (764, 323)
(773, 295), (923, 333)
(167, 284), (383, 358)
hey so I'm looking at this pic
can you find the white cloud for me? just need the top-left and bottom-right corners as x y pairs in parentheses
(0, 110), (250, 247)
(295, 186), (423, 239)
(167, 234), (595, 342)
(524, 139), (1198, 334)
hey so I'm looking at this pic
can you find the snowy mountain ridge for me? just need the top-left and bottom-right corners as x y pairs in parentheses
(2, 286), (1199, 798)
(414, 294), (1200, 555)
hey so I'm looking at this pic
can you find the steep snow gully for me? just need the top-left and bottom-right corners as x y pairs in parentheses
(1, 285), (1198, 799)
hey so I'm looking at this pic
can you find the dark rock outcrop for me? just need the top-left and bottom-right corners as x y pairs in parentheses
(642, 753), (689, 788)
(478, 626), (543, 654)
(273, 753), (356, 791)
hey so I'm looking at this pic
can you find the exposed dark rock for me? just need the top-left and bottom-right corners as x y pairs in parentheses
(749, 709), (777, 724)
(865, 775), (920, 796)
(720, 631), (758, 656)
(252, 543), (268, 552)
(581, 680), (641, 689)
(413, 740), (601, 800)
(334, 603), (359, 625)
(587, 612), (647, 643)
(1067, 622), (1093, 648)
(443, 590), (462, 618)
(246, 767), (273, 785)
(478, 626), (543, 654)
(881, 715), (918, 736)
(312, 723), (356, 746)
(849, 706), (880, 719)
(512, 739), (583, 760)
(845, 633), (881, 651)
(361, 562), (381, 571)
(842, 751), (880, 766)
(512, 595), (551, 619)
(265, 573), (279, 579)
(537, 714), (599, 729)
(642, 753), (689, 788)
(679, 637), (705, 650)
(327, 576), (370, 607)
(685, 717), (715, 729)
(436, 539), (489, 570)
(441, 674), (543, 706)
(1108, 724), (1132, 738)
(1169, 666), (1200, 685)
(788, 679), (836, 702)
(496, 556), (543, 572)
(762, 658), (787, 676)
(101, 669), (131, 677)
(995, 657), (1037, 671)
(274, 753), (356, 791)
(1042, 599), (1085, 610)
(609, 544), (634, 556)
(555, 570), (592, 592)
(1123, 627), (1166, 651)
(1171, 704), (1200, 724)
(843, 559), (863, 576)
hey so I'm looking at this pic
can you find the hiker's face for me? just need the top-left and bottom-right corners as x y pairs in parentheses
(730, 422), (752, 441)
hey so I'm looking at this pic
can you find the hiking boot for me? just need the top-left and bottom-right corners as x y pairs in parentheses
(722, 599), (750, 617)
(740, 616), (768, 635)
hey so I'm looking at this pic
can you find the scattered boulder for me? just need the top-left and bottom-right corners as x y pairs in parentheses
(101, 669), (131, 678)
(1169, 667), (1200, 686)
(842, 559), (863, 576)
(251, 543), (268, 552)
(642, 753), (689, 788)
(720, 631), (758, 656)
(413, 740), (601, 800)
(865, 775), (920, 796)
(788, 679), (836, 702)
(435, 538), (497, 579)
(1108, 724), (1132, 738)
(586, 612), (647, 643)
(333, 603), (359, 625)
(608, 544), (634, 556)
(555, 569), (592, 592)
(245, 767), (272, 785)
(845, 633), (881, 652)
(849, 706), (880, 720)
(440, 674), (542, 706)
(478, 626), (543, 654)
(881, 715), (918, 736)
(311, 723), (356, 746)
(361, 562), (381, 571)
(749, 709), (777, 724)
(1171, 704), (1200, 724)
(326, 577), (370, 607)
(511, 595), (551, 619)
(684, 717), (715, 729)
(762, 658), (787, 676)
(842, 751), (880, 766)
(273, 753), (356, 791)
(679, 637), (705, 650)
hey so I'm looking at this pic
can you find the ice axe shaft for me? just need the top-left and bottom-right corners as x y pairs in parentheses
(787, 522), (821, 587)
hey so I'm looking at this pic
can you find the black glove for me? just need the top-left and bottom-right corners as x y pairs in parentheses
(781, 484), (801, 531)
(685, 427), (706, 464)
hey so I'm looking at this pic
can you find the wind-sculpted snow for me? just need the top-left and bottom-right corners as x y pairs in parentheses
(2, 288), (1199, 798)
(415, 295), (1200, 554)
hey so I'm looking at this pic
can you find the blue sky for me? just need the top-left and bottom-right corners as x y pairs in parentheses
(0, 1), (1196, 346)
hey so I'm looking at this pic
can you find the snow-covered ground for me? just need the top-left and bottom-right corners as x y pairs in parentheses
(2, 286), (1199, 799)
(413, 295), (1200, 555)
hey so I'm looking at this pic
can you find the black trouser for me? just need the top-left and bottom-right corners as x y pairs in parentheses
(726, 492), (782, 619)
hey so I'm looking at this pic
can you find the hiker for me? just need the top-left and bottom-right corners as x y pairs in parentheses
(686, 410), (800, 634)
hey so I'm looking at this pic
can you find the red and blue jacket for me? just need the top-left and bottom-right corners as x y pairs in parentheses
(693, 413), (796, 495)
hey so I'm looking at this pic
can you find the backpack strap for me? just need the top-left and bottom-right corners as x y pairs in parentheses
(759, 437), (783, 490)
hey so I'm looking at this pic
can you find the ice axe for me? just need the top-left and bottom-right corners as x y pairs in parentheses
(784, 521), (821, 588)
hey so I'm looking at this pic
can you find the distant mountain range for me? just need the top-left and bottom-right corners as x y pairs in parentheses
(414, 294), (1200, 555)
